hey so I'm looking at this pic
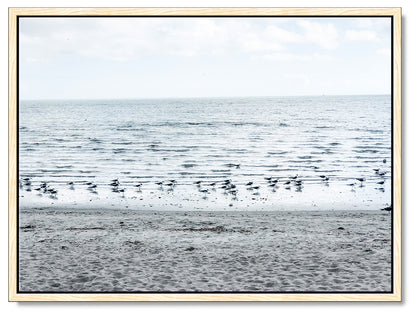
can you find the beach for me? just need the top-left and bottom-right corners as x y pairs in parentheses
(19, 207), (392, 292)
(18, 95), (392, 292)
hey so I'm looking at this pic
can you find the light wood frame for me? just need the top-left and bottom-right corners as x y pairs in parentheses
(8, 7), (402, 302)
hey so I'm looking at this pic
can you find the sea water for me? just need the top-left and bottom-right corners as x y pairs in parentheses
(18, 95), (392, 211)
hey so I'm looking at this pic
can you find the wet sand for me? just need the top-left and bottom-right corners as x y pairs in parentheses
(18, 207), (392, 292)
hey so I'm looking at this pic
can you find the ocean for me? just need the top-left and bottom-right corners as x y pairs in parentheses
(18, 95), (392, 211)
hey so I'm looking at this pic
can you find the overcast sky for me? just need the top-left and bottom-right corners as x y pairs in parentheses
(19, 17), (391, 100)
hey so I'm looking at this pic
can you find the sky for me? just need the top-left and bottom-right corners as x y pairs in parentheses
(19, 17), (391, 99)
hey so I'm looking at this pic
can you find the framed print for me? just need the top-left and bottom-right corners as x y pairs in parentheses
(8, 7), (401, 301)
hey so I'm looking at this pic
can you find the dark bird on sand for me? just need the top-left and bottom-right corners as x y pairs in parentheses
(284, 180), (291, 185)
(264, 177), (272, 181)
(377, 180), (385, 185)
(383, 159), (387, 163)
(356, 178), (365, 182)
(246, 182), (253, 186)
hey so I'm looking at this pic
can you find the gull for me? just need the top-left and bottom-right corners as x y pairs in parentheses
(110, 180), (119, 186)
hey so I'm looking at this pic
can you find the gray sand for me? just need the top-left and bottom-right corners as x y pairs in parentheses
(18, 208), (391, 292)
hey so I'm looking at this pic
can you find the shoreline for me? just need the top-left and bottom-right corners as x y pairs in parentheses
(20, 205), (389, 213)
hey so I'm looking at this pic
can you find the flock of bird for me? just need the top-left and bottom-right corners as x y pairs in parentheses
(19, 165), (389, 200)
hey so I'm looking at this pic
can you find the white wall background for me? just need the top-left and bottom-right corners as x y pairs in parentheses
(2, 0), (414, 316)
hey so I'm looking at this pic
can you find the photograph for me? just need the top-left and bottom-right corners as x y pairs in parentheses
(9, 8), (401, 301)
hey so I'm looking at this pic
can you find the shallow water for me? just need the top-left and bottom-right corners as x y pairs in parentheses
(19, 95), (391, 211)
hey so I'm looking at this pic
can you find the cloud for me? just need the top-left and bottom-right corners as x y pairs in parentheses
(262, 52), (334, 61)
(345, 30), (380, 42)
(296, 20), (339, 50)
(240, 31), (284, 52)
(20, 18), (234, 61)
(264, 25), (302, 43)
(284, 73), (311, 86)
(354, 19), (374, 28)
(377, 48), (391, 57)
(20, 18), (344, 63)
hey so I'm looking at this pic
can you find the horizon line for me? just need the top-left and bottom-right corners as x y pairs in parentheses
(20, 93), (391, 102)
